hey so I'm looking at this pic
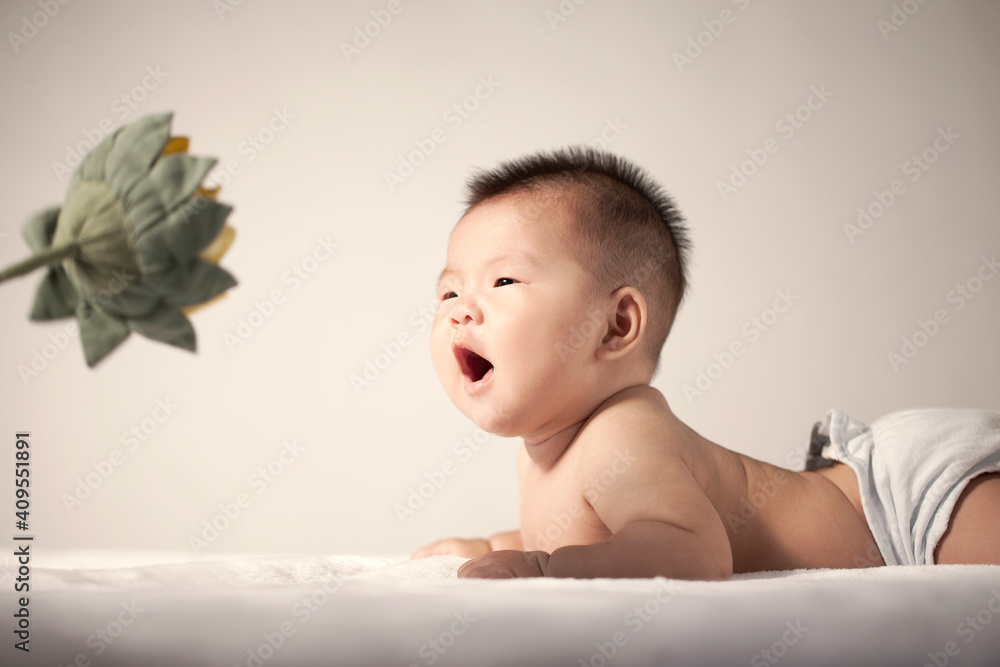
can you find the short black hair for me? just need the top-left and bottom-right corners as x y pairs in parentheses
(463, 146), (691, 375)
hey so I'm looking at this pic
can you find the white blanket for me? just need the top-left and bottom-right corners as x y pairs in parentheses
(6, 553), (1000, 666)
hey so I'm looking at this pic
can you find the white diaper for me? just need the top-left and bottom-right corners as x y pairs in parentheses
(805, 407), (1000, 566)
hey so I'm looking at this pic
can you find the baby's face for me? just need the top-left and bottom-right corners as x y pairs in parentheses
(431, 195), (607, 438)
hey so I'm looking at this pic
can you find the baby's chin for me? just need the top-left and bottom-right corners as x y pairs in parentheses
(455, 401), (524, 438)
(434, 367), (530, 436)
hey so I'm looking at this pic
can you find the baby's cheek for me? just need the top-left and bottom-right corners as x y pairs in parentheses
(429, 330), (450, 378)
(538, 321), (576, 366)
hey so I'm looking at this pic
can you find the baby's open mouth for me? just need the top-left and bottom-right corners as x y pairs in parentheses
(454, 346), (494, 383)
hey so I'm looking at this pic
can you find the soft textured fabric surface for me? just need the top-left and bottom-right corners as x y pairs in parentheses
(812, 408), (1000, 566)
(4, 552), (999, 666)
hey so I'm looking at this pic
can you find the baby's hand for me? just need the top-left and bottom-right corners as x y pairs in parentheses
(411, 537), (492, 559)
(457, 550), (549, 578)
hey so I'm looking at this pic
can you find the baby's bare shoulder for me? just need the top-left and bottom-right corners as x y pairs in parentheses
(573, 385), (688, 469)
(568, 385), (726, 539)
(588, 384), (669, 417)
(584, 385), (678, 437)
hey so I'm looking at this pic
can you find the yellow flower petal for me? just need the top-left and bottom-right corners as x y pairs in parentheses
(198, 225), (235, 264)
(161, 136), (190, 155)
(181, 290), (229, 316)
(181, 226), (236, 316)
(196, 185), (221, 200)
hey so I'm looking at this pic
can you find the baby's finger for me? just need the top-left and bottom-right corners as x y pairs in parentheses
(457, 555), (500, 578)
(411, 542), (446, 559)
(457, 556), (480, 577)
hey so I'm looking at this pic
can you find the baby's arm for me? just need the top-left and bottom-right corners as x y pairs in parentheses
(552, 440), (731, 579)
(542, 504), (731, 579)
(460, 403), (733, 580)
(488, 529), (524, 550)
(460, 462), (731, 579)
(411, 529), (522, 559)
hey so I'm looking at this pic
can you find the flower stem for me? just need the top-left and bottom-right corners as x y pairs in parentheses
(0, 242), (78, 284)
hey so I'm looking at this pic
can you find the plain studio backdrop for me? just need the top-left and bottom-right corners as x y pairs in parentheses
(0, 0), (997, 560)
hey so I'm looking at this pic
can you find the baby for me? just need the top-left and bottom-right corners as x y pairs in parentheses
(412, 147), (1000, 579)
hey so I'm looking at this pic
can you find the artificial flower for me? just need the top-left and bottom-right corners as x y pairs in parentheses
(0, 112), (237, 367)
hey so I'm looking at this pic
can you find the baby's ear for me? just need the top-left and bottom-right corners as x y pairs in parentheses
(596, 286), (646, 361)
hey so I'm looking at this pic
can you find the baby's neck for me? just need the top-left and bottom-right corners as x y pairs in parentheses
(521, 375), (653, 469)
(522, 421), (586, 470)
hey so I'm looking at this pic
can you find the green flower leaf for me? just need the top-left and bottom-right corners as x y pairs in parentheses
(105, 112), (174, 202)
(68, 129), (118, 194)
(21, 206), (60, 253)
(127, 304), (196, 352)
(125, 154), (217, 238)
(77, 301), (131, 368)
(29, 267), (79, 321)
(162, 261), (237, 307)
(100, 282), (162, 319)
(144, 257), (236, 302)
(137, 198), (232, 263)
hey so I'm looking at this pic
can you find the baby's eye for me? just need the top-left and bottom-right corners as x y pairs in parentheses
(441, 291), (458, 301)
(494, 278), (518, 288)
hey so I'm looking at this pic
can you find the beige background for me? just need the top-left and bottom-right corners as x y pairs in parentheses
(0, 0), (998, 558)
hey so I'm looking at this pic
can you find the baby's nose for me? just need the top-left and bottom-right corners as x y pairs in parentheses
(449, 296), (483, 326)
(451, 309), (474, 325)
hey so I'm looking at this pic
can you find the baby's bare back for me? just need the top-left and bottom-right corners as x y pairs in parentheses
(717, 453), (884, 571)
(518, 386), (884, 573)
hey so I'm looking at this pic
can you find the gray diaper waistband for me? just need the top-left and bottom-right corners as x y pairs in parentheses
(805, 421), (837, 471)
